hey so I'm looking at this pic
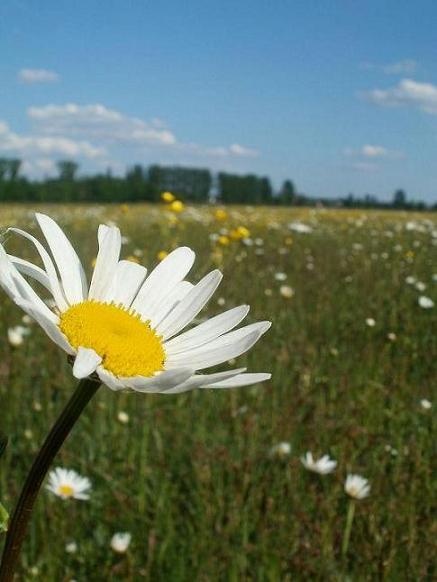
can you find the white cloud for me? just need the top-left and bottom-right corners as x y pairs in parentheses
(18, 68), (59, 84)
(361, 60), (417, 75)
(365, 78), (437, 114)
(343, 144), (403, 159)
(361, 145), (387, 158)
(27, 102), (258, 158)
(0, 120), (105, 158)
(1, 103), (260, 177)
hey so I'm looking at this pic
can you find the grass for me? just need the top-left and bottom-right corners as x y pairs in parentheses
(0, 203), (435, 581)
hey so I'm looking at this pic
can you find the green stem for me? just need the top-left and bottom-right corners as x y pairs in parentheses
(341, 500), (356, 559)
(0, 377), (101, 582)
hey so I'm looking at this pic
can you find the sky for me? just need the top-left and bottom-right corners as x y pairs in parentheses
(1, 0), (437, 202)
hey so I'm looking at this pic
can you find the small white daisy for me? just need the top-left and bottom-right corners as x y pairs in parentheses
(7, 325), (30, 347)
(420, 399), (432, 410)
(344, 474), (370, 500)
(269, 442), (291, 458)
(0, 214), (271, 394)
(65, 541), (78, 554)
(46, 468), (91, 500)
(288, 222), (313, 234)
(279, 285), (294, 299)
(110, 532), (132, 553)
(300, 452), (337, 475)
(117, 411), (129, 424)
(365, 318), (376, 327)
(418, 296), (434, 309)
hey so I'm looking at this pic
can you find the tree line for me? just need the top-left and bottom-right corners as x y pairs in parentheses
(0, 158), (433, 209)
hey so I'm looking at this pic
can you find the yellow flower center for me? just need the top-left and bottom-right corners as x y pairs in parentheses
(59, 301), (165, 377)
(58, 485), (74, 497)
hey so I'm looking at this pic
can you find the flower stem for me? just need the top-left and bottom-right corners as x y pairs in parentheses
(341, 499), (356, 559)
(0, 377), (101, 582)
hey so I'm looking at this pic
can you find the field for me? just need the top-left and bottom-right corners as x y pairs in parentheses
(0, 203), (435, 581)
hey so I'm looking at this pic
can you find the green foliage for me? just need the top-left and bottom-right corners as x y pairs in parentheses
(0, 205), (434, 580)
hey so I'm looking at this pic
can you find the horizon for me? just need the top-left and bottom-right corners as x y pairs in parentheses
(1, 1), (437, 203)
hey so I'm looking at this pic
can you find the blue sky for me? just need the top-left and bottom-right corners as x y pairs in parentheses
(1, 0), (437, 201)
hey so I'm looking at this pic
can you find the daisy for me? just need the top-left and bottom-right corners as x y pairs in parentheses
(46, 468), (91, 500)
(110, 532), (132, 553)
(300, 452), (337, 475)
(0, 214), (271, 394)
(418, 296), (434, 309)
(269, 442), (291, 458)
(279, 285), (294, 299)
(7, 325), (30, 347)
(344, 474), (370, 500)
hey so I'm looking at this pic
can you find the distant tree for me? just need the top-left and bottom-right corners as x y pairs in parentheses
(393, 189), (407, 208)
(57, 160), (78, 182)
(0, 159), (9, 181)
(279, 180), (296, 205)
(260, 177), (273, 204)
(148, 165), (211, 202)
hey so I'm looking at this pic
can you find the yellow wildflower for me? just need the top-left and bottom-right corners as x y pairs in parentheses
(214, 209), (228, 221)
(170, 200), (184, 213)
(218, 235), (230, 246)
(161, 191), (175, 203)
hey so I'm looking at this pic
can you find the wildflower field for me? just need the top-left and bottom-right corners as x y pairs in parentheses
(0, 203), (435, 581)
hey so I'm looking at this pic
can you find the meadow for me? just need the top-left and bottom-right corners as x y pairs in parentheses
(0, 203), (435, 581)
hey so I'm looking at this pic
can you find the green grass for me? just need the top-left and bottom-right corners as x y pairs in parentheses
(0, 204), (435, 581)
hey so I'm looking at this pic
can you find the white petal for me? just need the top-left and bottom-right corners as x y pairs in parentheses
(202, 372), (271, 389)
(14, 298), (74, 354)
(131, 247), (195, 319)
(0, 246), (58, 323)
(96, 366), (126, 391)
(101, 260), (147, 307)
(8, 227), (68, 310)
(88, 225), (121, 300)
(163, 368), (247, 394)
(175, 322), (271, 359)
(73, 347), (102, 379)
(164, 305), (250, 354)
(156, 270), (223, 340)
(149, 281), (193, 328)
(166, 328), (266, 371)
(121, 368), (194, 393)
(8, 255), (51, 292)
(35, 213), (87, 305)
(0, 245), (24, 300)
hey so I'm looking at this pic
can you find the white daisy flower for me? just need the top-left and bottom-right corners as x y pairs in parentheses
(279, 285), (294, 299)
(46, 467), (91, 500)
(365, 318), (376, 327)
(117, 411), (129, 424)
(420, 399), (432, 410)
(344, 474), (370, 500)
(269, 442), (291, 458)
(418, 296), (434, 309)
(288, 222), (313, 234)
(0, 214), (271, 394)
(110, 532), (132, 553)
(7, 325), (30, 347)
(65, 541), (78, 554)
(300, 452), (337, 475)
